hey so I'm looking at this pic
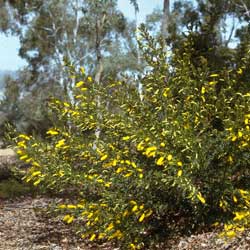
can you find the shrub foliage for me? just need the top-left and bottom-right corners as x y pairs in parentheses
(16, 28), (250, 249)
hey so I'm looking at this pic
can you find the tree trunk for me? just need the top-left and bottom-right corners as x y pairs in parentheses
(93, 10), (105, 148)
(162, 0), (170, 43)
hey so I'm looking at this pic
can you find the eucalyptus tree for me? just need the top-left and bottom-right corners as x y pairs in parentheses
(0, 0), (141, 135)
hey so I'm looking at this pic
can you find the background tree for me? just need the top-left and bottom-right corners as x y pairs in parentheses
(0, 0), (142, 136)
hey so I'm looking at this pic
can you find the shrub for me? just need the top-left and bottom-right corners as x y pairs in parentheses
(16, 27), (250, 249)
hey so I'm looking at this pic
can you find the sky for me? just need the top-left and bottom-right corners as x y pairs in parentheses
(0, 0), (163, 71)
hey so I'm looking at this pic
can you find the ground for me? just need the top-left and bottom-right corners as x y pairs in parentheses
(0, 196), (89, 250)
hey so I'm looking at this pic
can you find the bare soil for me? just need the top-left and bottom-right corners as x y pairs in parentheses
(0, 196), (93, 250)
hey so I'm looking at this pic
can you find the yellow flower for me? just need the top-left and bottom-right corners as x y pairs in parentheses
(17, 149), (23, 155)
(130, 243), (137, 250)
(123, 210), (129, 217)
(17, 141), (26, 148)
(98, 233), (106, 239)
(177, 161), (183, 166)
(136, 141), (144, 151)
(20, 155), (29, 160)
(236, 226), (245, 232)
(233, 211), (247, 221)
(139, 213), (145, 222)
(67, 204), (77, 209)
(58, 204), (66, 209)
(89, 234), (96, 241)
(104, 182), (112, 188)
(210, 73), (219, 77)
(116, 167), (124, 173)
(132, 205), (138, 212)
(76, 81), (84, 88)
(237, 68), (243, 74)
(79, 66), (85, 74)
(209, 81), (217, 85)
(228, 156), (233, 163)
(87, 212), (94, 219)
(163, 87), (170, 97)
(122, 136), (130, 141)
(124, 172), (133, 178)
(233, 195), (238, 203)
(32, 161), (40, 167)
(226, 230), (236, 238)
(129, 200), (137, 205)
(106, 222), (114, 231)
(239, 189), (248, 195)
(146, 151), (156, 157)
(97, 178), (104, 183)
(46, 129), (59, 135)
(32, 171), (41, 177)
(59, 170), (64, 177)
(224, 224), (233, 231)
(100, 154), (108, 161)
(156, 156), (165, 166)
(231, 135), (237, 142)
(87, 76), (93, 82)
(19, 134), (30, 140)
(55, 139), (65, 148)
(81, 233), (87, 239)
(81, 87), (88, 91)
(63, 102), (70, 107)
(33, 179), (41, 186)
(145, 146), (157, 157)
(112, 159), (117, 166)
(201, 87), (206, 94)
(177, 169), (183, 177)
(25, 158), (32, 163)
(63, 214), (74, 224)
(197, 192), (206, 204)
(167, 154), (173, 161)
(131, 162), (137, 168)
(109, 230), (123, 240)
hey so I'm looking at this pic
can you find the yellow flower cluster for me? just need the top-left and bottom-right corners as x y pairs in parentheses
(135, 138), (185, 178)
(227, 114), (250, 148)
(16, 134), (44, 186)
(220, 189), (250, 238)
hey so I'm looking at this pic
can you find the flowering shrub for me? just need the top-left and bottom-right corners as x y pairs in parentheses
(16, 28), (250, 249)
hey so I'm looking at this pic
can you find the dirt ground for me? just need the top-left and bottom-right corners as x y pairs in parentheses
(0, 196), (90, 250)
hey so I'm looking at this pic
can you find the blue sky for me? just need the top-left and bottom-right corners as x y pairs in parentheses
(0, 0), (163, 71)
